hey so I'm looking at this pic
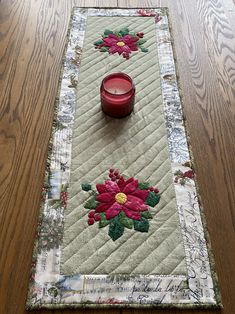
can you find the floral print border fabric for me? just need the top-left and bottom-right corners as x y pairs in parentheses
(26, 8), (221, 309)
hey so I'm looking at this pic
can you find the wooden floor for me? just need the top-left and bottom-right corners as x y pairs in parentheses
(0, 0), (235, 313)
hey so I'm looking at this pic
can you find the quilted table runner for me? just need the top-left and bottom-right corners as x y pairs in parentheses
(27, 8), (221, 309)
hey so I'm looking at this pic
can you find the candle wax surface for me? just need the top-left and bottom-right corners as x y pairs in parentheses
(104, 77), (132, 95)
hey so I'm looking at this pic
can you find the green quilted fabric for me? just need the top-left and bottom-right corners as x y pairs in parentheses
(60, 16), (187, 275)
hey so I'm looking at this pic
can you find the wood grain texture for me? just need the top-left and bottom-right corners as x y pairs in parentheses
(0, 0), (234, 313)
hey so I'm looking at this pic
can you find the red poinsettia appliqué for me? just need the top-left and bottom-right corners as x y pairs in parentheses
(94, 28), (148, 60)
(82, 169), (161, 241)
(96, 177), (149, 220)
(102, 34), (139, 57)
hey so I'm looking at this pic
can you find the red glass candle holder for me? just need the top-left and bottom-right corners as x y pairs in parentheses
(100, 73), (135, 118)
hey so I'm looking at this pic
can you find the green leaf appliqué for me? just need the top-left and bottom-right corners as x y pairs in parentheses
(119, 27), (129, 36)
(84, 197), (97, 209)
(137, 38), (147, 45)
(134, 218), (149, 233)
(94, 39), (103, 46)
(138, 182), (150, 190)
(100, 47), (108, 52)
(141, 211), (153, 219)
(81, 183), (92, 191)
(99, 213), (110, 228)
(140, 47), (148, 52)
(104, 29), (114, 36)
(146, 191), (161, 207)
(118, 211), (133, 229)
(109, 216), (125, 241)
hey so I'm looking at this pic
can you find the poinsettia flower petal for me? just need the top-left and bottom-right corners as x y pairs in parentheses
(125, 178), (134, 185)
(96, 184), (107, 194)
(105, 203), (122, 220)
(132, 189), (149, 201)
(122, 45), (131, 53)
(123, 208), (141, 220)
(122, 35), (133, 42)
(95, 203), (111, 212)
(109, 46), (119, 54)
(123, 179), (138, 194)
(125, 195), (148, 211)
(117, 47), (123, 54)
(128, 45), (138, 51)
(103, 37), (118, 46)
(117, 178), (126, 191)
(105, 180), (120, 193)
(132, 37), (140, 42)
(96, 193), (115, 203)
(123, 35), (139, 43)
(108, 34), (119, 40)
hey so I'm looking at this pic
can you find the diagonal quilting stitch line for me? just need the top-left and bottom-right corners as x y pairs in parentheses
(129, 231), (186, 274)
(75, 54), (161, 102)
(61, 155), (180, 253)
(90, 18), (180, 268)
(72, 78), (163, 153)
(78, 47), (124, 76)
(62, 210), (178, 272)
(72, 66), (161, 128)
(86, 15), (146, 34)
(65, 164), (173, 238)
(72, 83), (161, 144)
(71, 19), (153, 107)
(85, 209), (181, 274)
(108, 135), (168, 178)
(74, 26), (161, 92)
(74, 52), (162, 105)
(138, 154), (174, 185)
(64, 188), (176, 267)
(75, 20), (156, 79)
(85, 15), (156, 49)
(64, 199), (178, 272)
(133, 152), (172, 185)
(70, 106), (165, 173)
(67, 117), (165, 193)
(116, 216), (183, 275)
(71, 91), (162, 155)
(72, 84), (162, 150)
(73, 132), (169, 187)
(63, 195), (177, 266)
(85, 16), (155, 44)
(66, 122), (174, 221)
(151, 252), (187, 275)
(121, 147), (172, 187)
(71, 104), (164, 164)
(65, 170), (176, 234)
(66, 126), (167, 208)
(62, 15), (185, 274)
(72, 66), (162, 138)
(130, 239), (185, 275)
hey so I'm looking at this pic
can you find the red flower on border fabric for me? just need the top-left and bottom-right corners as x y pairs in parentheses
(137, 9), (162, 23)
(174, 167), (195, 185)
(94, 27), (148, 60)
(81, 169), (161, 241)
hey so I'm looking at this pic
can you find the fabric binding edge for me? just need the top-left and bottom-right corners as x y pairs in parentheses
(26, 6), (222, 310)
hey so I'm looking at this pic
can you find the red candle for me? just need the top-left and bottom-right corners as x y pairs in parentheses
(100, 73), (135, 118)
